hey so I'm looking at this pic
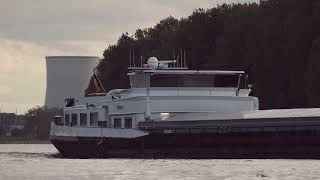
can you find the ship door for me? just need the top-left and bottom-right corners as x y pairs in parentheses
(98, 106), (109, 128)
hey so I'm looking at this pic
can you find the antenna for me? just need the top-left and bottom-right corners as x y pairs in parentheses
(177, 55), (180, 68)
(129, 48), (132, 67)
(180, 48), (183, 68)
(173, 49), (176, 68)
(184, 49), (186, 68)
(176, 49), (180, 68)
(140, 56), (143, 67)
(133, 49), (135, 67)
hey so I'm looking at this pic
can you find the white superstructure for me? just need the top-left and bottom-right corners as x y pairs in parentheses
(50, 58), (259, 139)
(45, 56), (99, 108)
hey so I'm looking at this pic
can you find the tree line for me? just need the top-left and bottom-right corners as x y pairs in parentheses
(0, 107), (62, 139)
(91, 0), (320, 110)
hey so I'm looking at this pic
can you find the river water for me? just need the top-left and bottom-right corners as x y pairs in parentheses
(0, 144), (320, 180)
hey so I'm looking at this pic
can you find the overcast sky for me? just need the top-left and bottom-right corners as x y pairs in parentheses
(0, 0), (257, 114)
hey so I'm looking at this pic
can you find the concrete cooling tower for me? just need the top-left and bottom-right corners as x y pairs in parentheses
(45, 56), (99, 108)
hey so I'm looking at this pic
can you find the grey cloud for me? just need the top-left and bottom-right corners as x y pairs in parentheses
(0, 0), (257, 42)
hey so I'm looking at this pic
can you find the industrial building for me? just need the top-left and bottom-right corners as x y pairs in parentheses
(45, 56), (99, 108)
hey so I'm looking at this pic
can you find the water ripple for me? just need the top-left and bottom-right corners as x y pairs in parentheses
(0, 152), (59, 159)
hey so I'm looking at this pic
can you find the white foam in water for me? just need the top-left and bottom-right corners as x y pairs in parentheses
(0, 144), (320, 180)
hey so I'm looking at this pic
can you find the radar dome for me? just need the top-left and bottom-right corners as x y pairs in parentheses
(147, 57), (158, 69)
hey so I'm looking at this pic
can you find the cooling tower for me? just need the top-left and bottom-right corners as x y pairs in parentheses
(45, 56), (99, 108)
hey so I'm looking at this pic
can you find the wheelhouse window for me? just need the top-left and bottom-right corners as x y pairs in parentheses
(150, 74), (243, 88)
(214, 75), (239, 87)
(150, 74), (215, 87)
(71, 113), (78, 126)
(53, 116), (63, 126)
(80, 113), (87, 126)
(124, 117), (133, 128)
(90, 112), (98, 126)
(64, 114), (70, 126)
(98, 121), (107, 127)
(113, 117), (122, 128)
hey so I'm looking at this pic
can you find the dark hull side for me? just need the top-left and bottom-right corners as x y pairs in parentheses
(51, 130), (320, 159)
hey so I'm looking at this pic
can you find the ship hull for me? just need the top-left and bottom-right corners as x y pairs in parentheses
(51, 130), (320, 159)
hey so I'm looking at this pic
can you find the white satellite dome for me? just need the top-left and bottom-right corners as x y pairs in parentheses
(147, 57), (158, 69)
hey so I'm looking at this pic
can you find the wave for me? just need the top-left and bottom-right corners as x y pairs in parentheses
(0, 152), (61, 159)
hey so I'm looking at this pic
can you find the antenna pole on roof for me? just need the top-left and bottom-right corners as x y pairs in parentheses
(129, 48), (132, 67)
(180, 48), (183, 68)
(184, 49), (186, 68)
(173, 49), (176, 68)
(133, 49), (135, 67)
(140, 56), (142, 67)
(177, 55), (180, 68)
(183, 49), (185, 67)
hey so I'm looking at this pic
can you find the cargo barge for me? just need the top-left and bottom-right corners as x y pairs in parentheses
(50, 57), (320, 158)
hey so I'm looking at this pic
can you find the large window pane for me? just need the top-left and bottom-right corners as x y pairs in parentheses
(151, 74), (215, 87)
(71, 113), (77, 126)
(90, 112), (98, 126)
(98, 121), (107, 127)
(113, 118), (122, 128)
(124, 117), (132, 128)
(214, 75), (238, 87)
(150, 74), (239, 88)
(80, 113), (87, 126)
(64, 114), (70, 126)
(54, 116), (63, 126)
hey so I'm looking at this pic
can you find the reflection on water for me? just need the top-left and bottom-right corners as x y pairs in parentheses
(1, 144), (320, 180)
(0, 152), (55, 159)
